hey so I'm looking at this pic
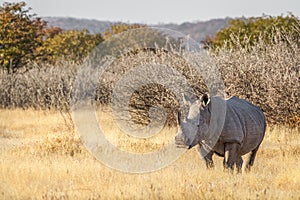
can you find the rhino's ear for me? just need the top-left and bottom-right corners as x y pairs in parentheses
(182, 93), (192, 106)
(200, 93), (210, 107)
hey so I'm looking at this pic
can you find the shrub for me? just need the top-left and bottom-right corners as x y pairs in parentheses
(0, 29), (298, 127)
(211, 31), (299, 125)
(207, 14), (300, 49)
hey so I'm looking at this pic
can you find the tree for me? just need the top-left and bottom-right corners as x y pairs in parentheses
(207, 14), (300, 49)
(0, 1), (46, 72)
(37, 29), (104, 63)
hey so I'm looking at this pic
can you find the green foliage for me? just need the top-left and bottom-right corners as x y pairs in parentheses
(0, 1), (46, 72)
(210, 14), (300, 49)
(38, 29), (104, 63)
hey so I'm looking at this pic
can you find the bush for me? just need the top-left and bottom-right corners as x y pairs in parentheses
(0, 61), (78, 110)
(0, 29), (299, 127)
(207, 14), (300, 49)
(211, 31), (299, 125)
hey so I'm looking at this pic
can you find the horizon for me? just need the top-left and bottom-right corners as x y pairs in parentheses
(1, 0), (300, 24)
(42, 15), (232, 25)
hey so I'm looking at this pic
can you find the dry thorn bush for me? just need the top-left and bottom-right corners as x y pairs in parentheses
(211, 31), (299, 125)
(0, 29), (299, 127)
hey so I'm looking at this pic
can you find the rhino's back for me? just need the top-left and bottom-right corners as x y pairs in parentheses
(219, 96), (266, 155)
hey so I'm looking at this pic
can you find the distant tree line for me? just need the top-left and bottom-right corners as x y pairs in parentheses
(203, 14), (300, 49)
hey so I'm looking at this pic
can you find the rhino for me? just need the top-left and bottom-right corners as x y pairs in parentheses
(175, 94), (266, 172)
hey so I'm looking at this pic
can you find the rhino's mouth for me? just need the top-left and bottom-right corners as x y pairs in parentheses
(175, 144), (190, 149)
(175, 138), (190, 149)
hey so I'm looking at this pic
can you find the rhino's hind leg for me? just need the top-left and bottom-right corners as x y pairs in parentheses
(223, 143), (241, 172)
(244, 146), (260, 172)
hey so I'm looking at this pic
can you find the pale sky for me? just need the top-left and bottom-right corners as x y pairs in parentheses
(1, 0), (300, 24)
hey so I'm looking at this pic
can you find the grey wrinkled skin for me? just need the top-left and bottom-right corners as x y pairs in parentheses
(175, 94), (266, 172)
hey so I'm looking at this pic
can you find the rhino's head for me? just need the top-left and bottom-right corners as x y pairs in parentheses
(175, 93), (211, 149)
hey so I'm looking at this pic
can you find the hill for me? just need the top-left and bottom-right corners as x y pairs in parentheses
(42, 17), (231, 42)
(43, 17), (112, 34)
(157, 18), (231, 42)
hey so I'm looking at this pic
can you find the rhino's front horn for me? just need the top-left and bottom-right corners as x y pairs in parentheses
(177, 111), (181, 125)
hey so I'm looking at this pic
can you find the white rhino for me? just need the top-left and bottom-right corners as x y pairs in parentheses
(175, 94), (266, 172)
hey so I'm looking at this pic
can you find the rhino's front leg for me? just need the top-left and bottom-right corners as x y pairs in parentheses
(197, 145), (214, 169)
(203, 151), (214, 169)
(223, 143), (241, 172)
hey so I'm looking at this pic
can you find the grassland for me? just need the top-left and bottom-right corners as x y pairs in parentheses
(0, 109), (299, 199)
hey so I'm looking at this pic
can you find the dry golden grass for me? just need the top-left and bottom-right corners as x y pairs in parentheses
(1, 109), (300, 199)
